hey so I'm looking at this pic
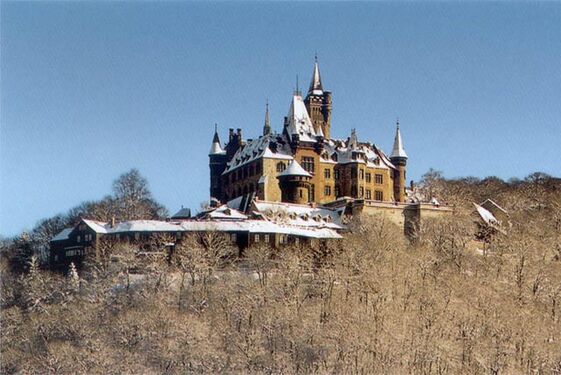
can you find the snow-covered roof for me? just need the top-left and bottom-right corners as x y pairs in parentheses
(223, 134), (293, 174)
(52, 217), (342, 241)
(252, 200), (344, 230)
(209, 128), (226, 155)
(390, 124), (407, 159)
(286, 94), (318, 142)
(82, 219), (110, 234)
(308, 60), (323, 96)
(474, 203), (499, 225)
(197, 205), (248, 220)
(51, 227), (73, 242)
(321, 138), (396, 170)
(209, 141), (225, 155)
(278, 160), (312, 178)
(480, 199), (508, 215)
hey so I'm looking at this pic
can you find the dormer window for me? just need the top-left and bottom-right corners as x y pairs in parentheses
(331, 153), (338, 162)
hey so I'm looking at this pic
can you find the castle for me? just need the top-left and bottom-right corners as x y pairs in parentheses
(209, 58), (409, 208)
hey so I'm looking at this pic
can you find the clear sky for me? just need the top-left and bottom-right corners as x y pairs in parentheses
(1, 2), (560, 237)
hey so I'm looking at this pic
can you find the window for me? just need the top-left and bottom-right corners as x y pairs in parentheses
(276, 162), (286, 172)
(324, 186), (331, 196)
(335, 186), (339, 197)
(309, 184), (315, 202)
(230, 233), (237, 243)
(375, 191), (383, 201)
(135, 233), (140, 240)
(324, 168), (331, 179)
(334, 169), (340, 179)
(375, 174), (383, 184)
(359, 187), (364, 197)
(85, 234), (93, 242)
(279, 234), (287, 244)
(264, 234), (270, 243)
(76, 235), (81, 243)
(301, 157), (315, 173)
(366, 189), (372, 199)
(359, 169), (364, 180)
(254, 234), (260, 243)
(331, 153), (338, 162)
(366, 173), (371, 183)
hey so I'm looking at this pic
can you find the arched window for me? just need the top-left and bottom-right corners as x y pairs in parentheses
(276, 162), (286, 172)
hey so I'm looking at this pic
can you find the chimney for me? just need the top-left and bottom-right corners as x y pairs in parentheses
(237, 128), (243, 140)
(229, 128), (234, 142)
(111, 217), (116, 228)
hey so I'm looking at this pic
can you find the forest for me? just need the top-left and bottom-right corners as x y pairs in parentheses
(1, 170), (560, 374)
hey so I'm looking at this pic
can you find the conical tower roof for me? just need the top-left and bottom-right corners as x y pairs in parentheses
(308, 56), (323, 96)
(390, 121), (407, 159)
(278, 160), (312, 178)
(209, 124), (225, 155)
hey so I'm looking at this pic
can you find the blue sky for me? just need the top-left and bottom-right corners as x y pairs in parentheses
(1, 2), (560, 237)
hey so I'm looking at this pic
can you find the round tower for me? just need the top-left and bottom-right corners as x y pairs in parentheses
(209, 125), (227, 201)
(390, 121), (408, 203)
(277, 160), (312, 204)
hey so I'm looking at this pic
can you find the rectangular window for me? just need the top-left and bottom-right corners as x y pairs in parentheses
(264, 234), (270, 243)
(76, 235), (81, 243)
(230, 233), (237, 243)
(359, 169), (364, 180)
(279, 234), (286, 244)
(309, 184), (315, 202)
(324, 168), (331, 179)
(375, 191), (383, 201)
(366, 189), (372, 199)
(334, 169), (340, 179)
(134, 233), (140, 240)
(301, 157), (315, 173)
(366, 173), (371, 183)
(324, 185), (331, 196)
(254, 234), (260, 243)
(359, 186), (364, 197)
(375, 174), (383, 184)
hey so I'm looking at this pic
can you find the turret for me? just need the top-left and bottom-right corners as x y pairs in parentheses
(277, 160), (312, 204)
(209, 124), (228, 201)
(304, 55), (332, 138)
(390, 120), (408, 203)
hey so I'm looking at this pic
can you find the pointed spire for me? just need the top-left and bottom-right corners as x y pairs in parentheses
(308, 55), (323, 96)
(263, 100), (271, 135)
(209, 123), (225, 155)
(390, 119), (407, 159)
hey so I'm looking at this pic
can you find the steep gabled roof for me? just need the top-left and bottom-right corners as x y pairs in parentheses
(286, 94), (317, 142)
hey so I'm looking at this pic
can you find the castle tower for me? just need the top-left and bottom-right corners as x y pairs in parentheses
(277, 160), (312, 204)
(304, 56), (332, 139)
(263, 101), (271, 136)
(209, 125), (227, 201)
(390, 120), (408, 203)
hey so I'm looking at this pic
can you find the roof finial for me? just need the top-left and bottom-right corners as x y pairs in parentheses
(214, 123), (218, 133)
(314, 52), (318, 63)
(295, 74), (301, 96)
